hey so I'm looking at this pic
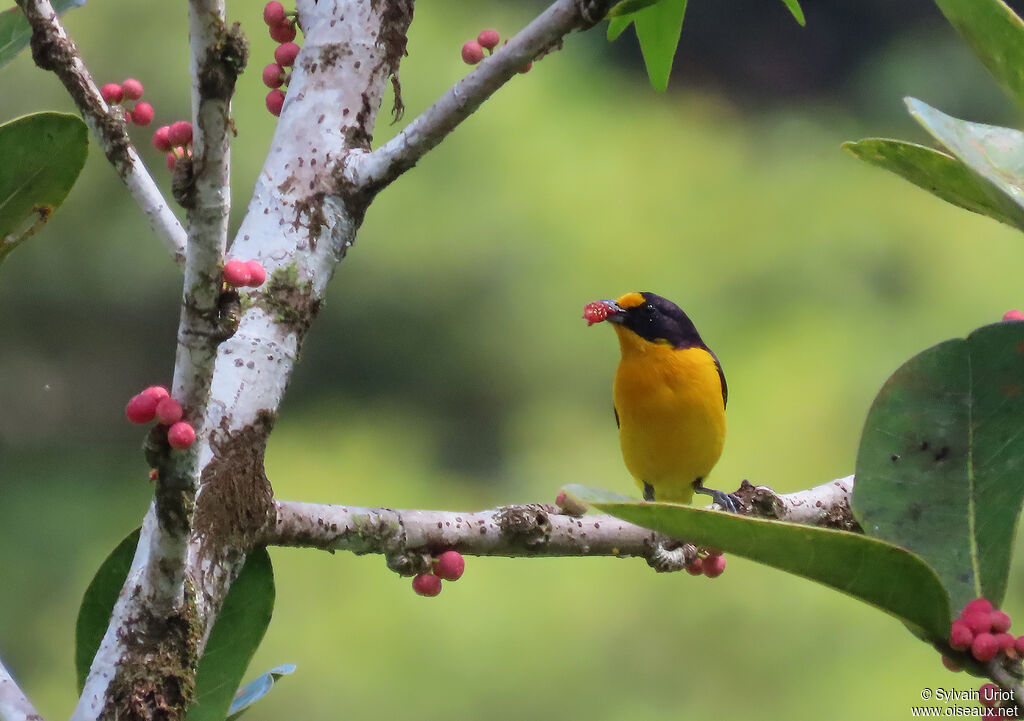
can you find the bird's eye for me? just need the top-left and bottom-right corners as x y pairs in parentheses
(644, 304), (655, 314)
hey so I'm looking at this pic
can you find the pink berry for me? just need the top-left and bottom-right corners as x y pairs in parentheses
(263, 1), (286, 25)
(274, 42), (300, 67)
(245, 260), (267, 287)
(971, 633), (1000, 662)
(963, 611), (993, 635)
(262, 63), (285, 88)
(121, 78), (144, 100)
(141, 386), (170, 402)
(702, 555), (726, 578)
(995, 631), (1016, 652)
(131, 102), (154, 126)
(266, 89), (285, 117)
(167, 121), (193, 148)
(125, 393), (158, 424)
(991, 610), (1012, 633)
(1003, 309), (1024, 321)
(950, 620), (974, 651)
(477, 29), (500, 50)
(152, 126), (172, 152)
(941, 655), (961, 672)
(223, 260), (253, 287)
(979, 683), (1000, 707)
(155, 397), (183, 425)
(1016, 635), (1024, 655)
(963, 598), (994, 616)
(269, 20), (296, 43)
(166, 152), (177, 172)
(167, 421), (196, 450)
(434, 551), (465, 581)
(100, 83), (123, 104)
(684, 558), (703, 576)
(582, 301), (611, 326)
(461, 40), (484, 65)
(412, 573), (442, 597)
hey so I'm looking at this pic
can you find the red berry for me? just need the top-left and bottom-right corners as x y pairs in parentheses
(274, 42), (300, 67)
(167, 421), (196, 449)
(941, 655), (962, 672)
(477, 29), (500, 50)
(262, 63), (285, 88)
(166, 152), (177, 172)
(583, 301), (611, 326)
(963, 598), (994, 616)
(971, 633), (1000, 662)
(141, 386), (170, 402)
(995, 631), (1016, 652)
(703, 555), (726, 578)
(121, 78), (144, 100)
(223, 260), (253, 287)
(269, 20), (296, 43)
(153, 126), (172, 152)
(100, 83), (123, 104)
(684, 558), (703, 576)
(950, 620), (974, 651)
(434, 551), (465, 581)
(963, 611), (993, 635)
(155, 397), (183, 425)
(167, 121), (193, 148)
(245, 260), (267, 287)
(1003, 309), (1024, 321)
(990, 610), (1012, 633)
(461, 40), (484, 65)
(266, 89), (285, 117)
(412, 573), (442, 597)
(148, 468), (159, 482)
(131, 102), (154, 126)
(979, 683), (1000, 707)
(125, 393), (158, 424)
(263, 1), (286, 25)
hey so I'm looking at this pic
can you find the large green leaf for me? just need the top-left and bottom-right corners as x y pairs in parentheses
(780, 0), (805, 27)
(0, 0), (86, 69)
(932, 0), (1024, 112)
(843, 138), (1024, 231)
(905, 98), (1024, 228)
(563, 485), (952, 640)
(853, 322), (1024, 616)
(75, 530), (276, 718)
(0, 112), (88, 266)
(604, 0), (687, 92)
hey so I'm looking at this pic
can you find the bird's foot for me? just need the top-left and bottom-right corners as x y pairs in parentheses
(693, 479), (743, 514)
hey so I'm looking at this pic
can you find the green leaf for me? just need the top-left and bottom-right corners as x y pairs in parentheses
(854, 322), (1024, 616)
(607, 15), (632, 42)
(780, 0), (805, 26)
(608, 0), (660, 17)
(75, 528), (140, 690)
(186, 547), (275, 721)
(0, 112), (88, 266)
(226, 664), (296, 721)
(932, 0), (1024, 112)
(633, 0), (687, 92)
(843, 138), (1024, 231)
(905, 98), (1024, 238)
(0, 0), (86, 70)
(563, 485), (952, 640)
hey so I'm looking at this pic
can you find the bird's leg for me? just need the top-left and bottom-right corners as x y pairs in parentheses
(643, 482), (655, 502)
(693, 477), (743, 513)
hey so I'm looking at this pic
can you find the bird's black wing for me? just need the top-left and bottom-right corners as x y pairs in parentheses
(707, 348), (728, 408)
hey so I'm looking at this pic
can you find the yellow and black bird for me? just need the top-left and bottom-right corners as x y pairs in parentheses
(584, 291), (739, 511)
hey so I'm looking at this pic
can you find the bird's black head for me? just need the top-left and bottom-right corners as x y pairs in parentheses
(585, 291), (705, 348)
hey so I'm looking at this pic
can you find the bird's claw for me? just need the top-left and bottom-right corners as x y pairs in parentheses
(710, 490), (743, 514)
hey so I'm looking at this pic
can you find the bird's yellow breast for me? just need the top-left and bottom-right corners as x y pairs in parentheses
(612, 325), (726, 503)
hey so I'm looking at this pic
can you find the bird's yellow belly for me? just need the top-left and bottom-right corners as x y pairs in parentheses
(613, 346), (726, 503)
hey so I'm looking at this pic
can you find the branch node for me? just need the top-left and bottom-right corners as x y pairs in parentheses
(495, 505), (557, 549)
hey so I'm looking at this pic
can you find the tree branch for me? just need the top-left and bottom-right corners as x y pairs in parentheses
(15, 0), (188, 263)
(260, 476), (858, 572)
(0, 657), (42, 721)
(342, 0), (617, 193)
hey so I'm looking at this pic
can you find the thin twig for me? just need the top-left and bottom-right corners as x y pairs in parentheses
(343, 0), (618, 193)
(15, 0), (187, 263)
(0, 657), (43, 721)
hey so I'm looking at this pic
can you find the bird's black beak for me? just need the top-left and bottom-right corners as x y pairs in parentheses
(583, 299), (624, 326)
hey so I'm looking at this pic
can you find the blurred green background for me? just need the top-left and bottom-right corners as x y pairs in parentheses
(3, 1), (1024, 719)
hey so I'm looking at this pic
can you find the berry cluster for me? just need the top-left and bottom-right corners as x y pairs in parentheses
(262, 2), (301, 117)
(100, 78), (154, 126)
(125, 386), (196, 450)
(412, 550), (465, 597)
(685, 547), (727, 579)
(461, 29), (531, 73)
(223, 259), (267, 288)
(152, 121), (194, 172)
(945, 598), (1021, 666)
(1003, 309), (1024, 322)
